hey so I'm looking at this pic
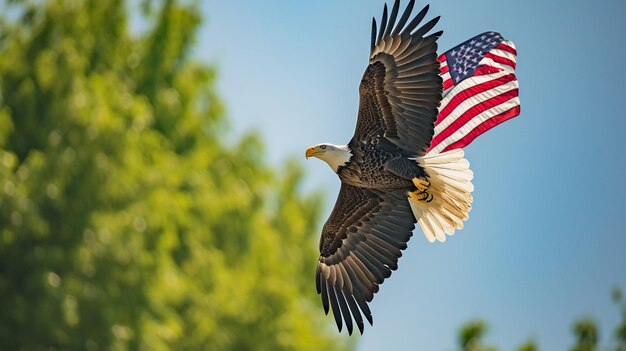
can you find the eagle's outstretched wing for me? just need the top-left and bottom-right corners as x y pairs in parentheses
(354, 0), (443, 157)
(316, 183), (415, 334)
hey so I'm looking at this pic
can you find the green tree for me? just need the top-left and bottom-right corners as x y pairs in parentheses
(455, 287), (626, 351)
(456, 320), (538, 351)
(516, 340), (539, 351)
(570, 318), (599, 351)
(613, 287), (626, 351)
(0, 1), (349, 350)
(458, 320), (497, 351)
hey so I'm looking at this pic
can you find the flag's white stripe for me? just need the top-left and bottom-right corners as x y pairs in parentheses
(437, 69), (510, 114)
(440, 59), (453, 97)
(441, 73), (452, 86)
(501, 40), (516, 52)
(490, 48), (517, 63)
(435, 73), (517, 134)
(478, 57), (515, 73)
(431, 95), (520, 153)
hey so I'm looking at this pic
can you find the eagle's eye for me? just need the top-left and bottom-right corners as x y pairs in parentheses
(320, 145), (327, 150)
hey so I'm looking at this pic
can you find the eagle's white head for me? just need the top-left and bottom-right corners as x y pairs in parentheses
(306, 143), (352, 173)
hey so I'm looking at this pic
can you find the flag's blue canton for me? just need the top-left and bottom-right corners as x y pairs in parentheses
(446, 31), (504, 83)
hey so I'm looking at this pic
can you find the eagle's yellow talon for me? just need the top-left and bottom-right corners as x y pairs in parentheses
(408, 189), (433, 204)
(424, 192), (433, 202)
(409, 176), (433, 204)
(412, 176), (430, 193)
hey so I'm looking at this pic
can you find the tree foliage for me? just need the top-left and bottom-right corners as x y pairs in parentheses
(458, 320), (497, 351)
(0, 1), (349, 350)
(570, 318), (599, 351)
(566, 287), (626, 351)
(612, 287), (626, 351)
(455, 286), (626, 351)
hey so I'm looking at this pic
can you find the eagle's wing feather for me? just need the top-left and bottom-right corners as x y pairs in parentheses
(317, 183), (415, 334)
(354, 0), (442, 156)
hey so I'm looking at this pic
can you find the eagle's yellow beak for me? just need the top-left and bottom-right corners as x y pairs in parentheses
(305, 147), (316, 159)
(305, 146), (320, 159)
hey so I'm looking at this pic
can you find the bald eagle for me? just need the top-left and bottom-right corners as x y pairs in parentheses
(306, 0), (474, 334)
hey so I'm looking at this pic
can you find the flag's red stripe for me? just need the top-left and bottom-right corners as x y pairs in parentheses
(485, 52), (517, 69)
(497, 42), (517, 55)
(438, 54), (447, 62)
(474, 65), (503, 76)
(441, 105), (521, 152)
(440, 64), (449, 74)
(431, 88), (519, 149)
(443, 78), (454, 90)
(436, 73), (517, 125)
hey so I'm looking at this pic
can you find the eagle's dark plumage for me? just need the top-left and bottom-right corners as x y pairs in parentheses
(316, 184), (415, 333)
(307, 0), (473, 335)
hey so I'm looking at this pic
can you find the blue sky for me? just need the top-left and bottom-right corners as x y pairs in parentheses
(199, 1), (626, 349)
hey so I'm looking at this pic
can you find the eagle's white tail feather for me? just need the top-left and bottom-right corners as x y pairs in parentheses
(408, 149), (474, 243)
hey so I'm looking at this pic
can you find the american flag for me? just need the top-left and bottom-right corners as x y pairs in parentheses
(428, 32), (520, 154)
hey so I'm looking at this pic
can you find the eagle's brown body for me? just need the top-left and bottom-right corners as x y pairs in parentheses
(337, 139), (424, 189)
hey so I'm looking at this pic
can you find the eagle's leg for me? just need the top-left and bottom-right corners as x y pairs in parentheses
(408, 187), (433, 203)
(385, 158), (433, 203)
(409, 177), (433, 203)
(412, 177), (430, 193)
